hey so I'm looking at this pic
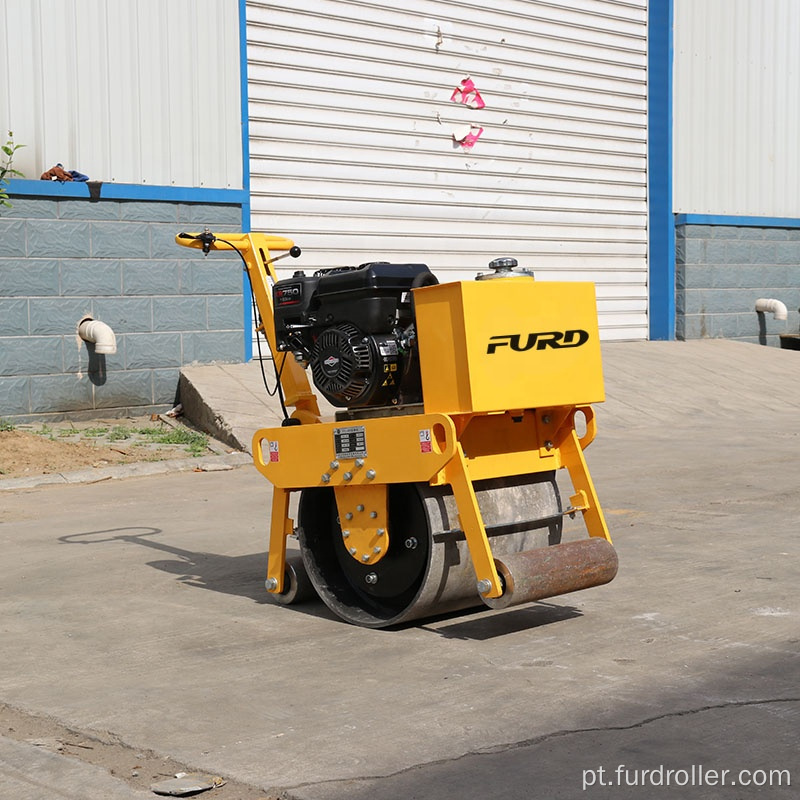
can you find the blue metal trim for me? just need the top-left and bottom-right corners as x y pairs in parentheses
(7, 178), (246, 204)
(647, 0), (675, 341)
(676, 214), (800, 229)
(239, 0), (253, 361)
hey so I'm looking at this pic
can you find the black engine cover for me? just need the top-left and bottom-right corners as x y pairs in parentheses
(272, 261), (436, 408)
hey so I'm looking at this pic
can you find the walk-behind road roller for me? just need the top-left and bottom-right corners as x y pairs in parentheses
(177, 230), (618, 628)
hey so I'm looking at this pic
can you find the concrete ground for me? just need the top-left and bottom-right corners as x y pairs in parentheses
(2, 340), (799, 799)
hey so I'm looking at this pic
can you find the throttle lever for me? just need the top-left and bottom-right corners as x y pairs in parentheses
(264, 246), (302, 266)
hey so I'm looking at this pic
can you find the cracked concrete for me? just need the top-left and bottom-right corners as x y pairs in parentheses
(2, 340), (800, 799)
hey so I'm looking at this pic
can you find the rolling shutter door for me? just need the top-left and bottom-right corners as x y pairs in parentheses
(247, 0), (648, 341)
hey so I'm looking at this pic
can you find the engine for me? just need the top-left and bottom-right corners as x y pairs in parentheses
(272, 262), (438, 408)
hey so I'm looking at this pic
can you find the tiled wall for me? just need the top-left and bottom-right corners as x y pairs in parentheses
(0, 195), (243, 421)
(676, 224), (800, 345)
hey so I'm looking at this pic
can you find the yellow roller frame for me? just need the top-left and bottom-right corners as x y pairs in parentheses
(177, 231), (611, 602)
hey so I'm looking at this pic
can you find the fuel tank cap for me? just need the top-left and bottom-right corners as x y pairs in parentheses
(476, 257), (535, 280)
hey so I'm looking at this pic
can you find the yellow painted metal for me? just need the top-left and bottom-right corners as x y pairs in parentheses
(175, 232), (321, 422)
(413, 278), (605, 415)
(252, 413), (458, 489)
(266, 486), (294, 594)
(177, 228), (613, 604)
(443, 444), (503, 599)
(333, 484), (389, 566)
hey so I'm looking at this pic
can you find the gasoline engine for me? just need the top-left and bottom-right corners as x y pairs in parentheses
(176, 231), (618, 628)
(272, 262), (437, 408)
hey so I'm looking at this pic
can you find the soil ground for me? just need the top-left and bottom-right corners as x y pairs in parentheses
(0, 415), (220, 479)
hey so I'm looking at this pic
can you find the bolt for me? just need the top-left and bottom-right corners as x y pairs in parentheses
(355, 458), (365, 468)
(293, 352), (304, 362)
(265, 577), (279, 591)
(404, 537), (418, 549)
(366, 468), (376, 479)
(370, 511), (378, 519)
(321, 473), (331, 483)
(342, 530), (350, 538)
(542, 415), (551, 424)
(357, 504), (365, 512)
(373, 546), (382, 554)
(476, 579), (493, 594)
(365, 572), (378, 585)
(343, 471), (353, 481)
(345, 512), (353, 520)
(361, 554), (370, 563)
(544, 440), (554, 451)
(376, 528), (386, 536)
(330, 460), (340, 470)
(348, 547), (357, 555)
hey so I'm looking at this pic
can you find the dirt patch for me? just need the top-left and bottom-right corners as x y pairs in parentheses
(0, 417), (221, 479)
(0, 702), (280, 799)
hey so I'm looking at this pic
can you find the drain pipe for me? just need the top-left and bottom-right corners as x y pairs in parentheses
(755, 298), (788, 321)
(78, 316), (117, 354)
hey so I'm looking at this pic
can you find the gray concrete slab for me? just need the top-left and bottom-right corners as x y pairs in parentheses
(0, 736), (153, 800)
(2, 340), (799, 799)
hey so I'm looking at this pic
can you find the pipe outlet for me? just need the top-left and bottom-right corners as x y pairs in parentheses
(755, 298), (788, 321)
(78, 316), (117, 355)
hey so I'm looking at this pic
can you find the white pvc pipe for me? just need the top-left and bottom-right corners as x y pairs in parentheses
(78, 317), (117, 354)
(755, 298), (788, 321)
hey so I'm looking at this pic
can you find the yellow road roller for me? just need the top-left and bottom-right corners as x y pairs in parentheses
(177, 230), (617, 628)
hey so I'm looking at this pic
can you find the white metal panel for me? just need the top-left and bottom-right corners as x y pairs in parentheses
(674, 0), (800, 216)
(0, 0), (242, 188)
(247, 0), (648, 340)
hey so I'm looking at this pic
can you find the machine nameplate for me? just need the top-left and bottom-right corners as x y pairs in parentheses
(334, 426), (367, 459)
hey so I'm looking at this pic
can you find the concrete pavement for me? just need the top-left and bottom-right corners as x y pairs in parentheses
(1, 339), (799, 799)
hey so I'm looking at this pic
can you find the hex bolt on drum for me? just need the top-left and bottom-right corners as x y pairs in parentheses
(176, 230), (619, 628)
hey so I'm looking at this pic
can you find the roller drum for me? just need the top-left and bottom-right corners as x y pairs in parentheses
(483, 538), (618, 610)
(297, 472), (562, 628)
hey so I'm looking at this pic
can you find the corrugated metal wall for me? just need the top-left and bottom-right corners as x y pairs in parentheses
(0, 0), (242, 189)
(674, 0), (800, 217)
(247, 0), (648, 340)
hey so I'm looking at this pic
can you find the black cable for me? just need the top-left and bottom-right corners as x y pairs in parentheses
(214, 235), (291, 422)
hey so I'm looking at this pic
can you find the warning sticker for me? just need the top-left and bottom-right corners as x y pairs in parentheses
(419, 429), (432, 453)
(268, 440), (280, 462)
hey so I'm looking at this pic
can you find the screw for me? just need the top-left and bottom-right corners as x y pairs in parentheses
(376, 528), (386, 536)
(542, 415), (551, 424)
(476, 579), (493, 594)
(357, 504), (365, 512)
(355, 458), (365, 468)
(366, 468), (376, 479)
(404, 537), (418, 549)
(370, 511), (378, 519)
(373, 546), (382, 554)
(361, 554), (370, 563)
(345, 512), (353, 520)
(544, 440), (554, 451)
(330, 460), (339, 470)
(342, 530), (350, 538)
(365, 572), (378, 585)
(343, 471), (353, 481)
(348, 547), (357, 555)
(265, 577), (278, 591)
(321, 473), (331, 483)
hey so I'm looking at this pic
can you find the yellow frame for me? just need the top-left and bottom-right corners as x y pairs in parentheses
(177, 232), (611, 602)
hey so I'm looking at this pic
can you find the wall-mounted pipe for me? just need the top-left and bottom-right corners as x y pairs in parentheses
(78, 316), (117, 354)
(755, 298), (788, 321)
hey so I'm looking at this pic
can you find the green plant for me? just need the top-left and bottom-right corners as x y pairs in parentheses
(1, 131), (25, 208)
(135, 425), (209, 456)
(0, 418), (15, 432)
(108, 426), (131, 442)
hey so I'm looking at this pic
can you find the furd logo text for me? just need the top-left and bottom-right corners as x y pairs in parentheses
(486, 329), (590, 354)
